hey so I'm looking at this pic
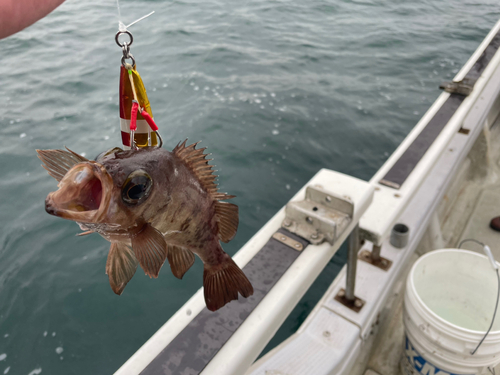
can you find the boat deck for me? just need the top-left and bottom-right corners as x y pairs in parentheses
(364, 116), (500, 375)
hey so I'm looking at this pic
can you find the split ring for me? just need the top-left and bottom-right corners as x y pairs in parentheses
(115, 31), (133, 48)
(121, 54), (136, 68)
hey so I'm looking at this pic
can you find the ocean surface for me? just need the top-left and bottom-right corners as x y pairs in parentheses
(0, 0), (499, 373)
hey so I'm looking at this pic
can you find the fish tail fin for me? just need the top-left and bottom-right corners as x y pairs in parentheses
(203, 252), (253, 311)
(167, 245), (195, 279)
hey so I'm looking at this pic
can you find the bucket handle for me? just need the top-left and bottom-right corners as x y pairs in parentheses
(459, 239), (500, 355)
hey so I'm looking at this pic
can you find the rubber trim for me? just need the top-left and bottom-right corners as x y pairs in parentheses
(140, 228), (310, 375)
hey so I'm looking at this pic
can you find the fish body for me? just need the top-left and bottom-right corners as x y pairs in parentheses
(37, 141), (253, 311)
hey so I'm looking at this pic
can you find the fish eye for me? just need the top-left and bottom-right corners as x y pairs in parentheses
(122, 170), (152, 205)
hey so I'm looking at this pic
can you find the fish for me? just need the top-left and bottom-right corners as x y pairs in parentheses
(36, 141), (253, 311)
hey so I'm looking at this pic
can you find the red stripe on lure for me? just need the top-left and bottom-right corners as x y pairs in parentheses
(121, 131), (131, 146)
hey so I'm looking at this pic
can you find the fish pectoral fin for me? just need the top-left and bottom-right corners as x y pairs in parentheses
(167, 245), (195, 279)
(203, 252), (253, 312)
(106, 242), (139, 295)
(36, 148), (89, 182)
(131, 224), (168, 278)
(215, 201), (239, 243)
(76, 230), (94, 237)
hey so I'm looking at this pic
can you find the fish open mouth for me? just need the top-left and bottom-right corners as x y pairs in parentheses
(45, 163), (108, 221)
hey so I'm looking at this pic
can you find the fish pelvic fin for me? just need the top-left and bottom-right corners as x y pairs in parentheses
(106, 242), (139, 295)
(215, 201), (239, 243)
(131, 223), (168, 278)
(167, 245), (195, 279)
(203, 252), (254, 312)
(36, 148), (89, 182)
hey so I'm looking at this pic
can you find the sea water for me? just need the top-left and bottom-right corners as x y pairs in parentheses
(0, 0), (499, 373)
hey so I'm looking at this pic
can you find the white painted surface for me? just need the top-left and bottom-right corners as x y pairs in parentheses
(248, 308), (361, 375)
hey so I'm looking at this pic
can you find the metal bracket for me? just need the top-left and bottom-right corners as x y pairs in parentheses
(358, 249), (392, 271)
(282, 185), (353, 245)
(334, 288), (365, 313)
(439, 78), (475, 96)
(272, 232), (304, 251)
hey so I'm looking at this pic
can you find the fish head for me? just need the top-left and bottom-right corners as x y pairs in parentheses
(39, 147), (170, 229)
(44, 160), (114, 224)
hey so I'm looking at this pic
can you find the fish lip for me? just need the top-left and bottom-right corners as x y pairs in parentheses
(45, 161), (113, 223)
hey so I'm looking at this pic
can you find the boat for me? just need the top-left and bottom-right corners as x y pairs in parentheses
(115, 17), (500, 375)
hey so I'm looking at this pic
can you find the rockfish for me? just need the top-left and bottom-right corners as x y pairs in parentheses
(37, 141), (253, 311)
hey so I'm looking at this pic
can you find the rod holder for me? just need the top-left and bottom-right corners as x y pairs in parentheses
(390, 223), (409, 248)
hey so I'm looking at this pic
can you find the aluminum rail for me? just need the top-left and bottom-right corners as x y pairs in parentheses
(360, 18), (500, 246)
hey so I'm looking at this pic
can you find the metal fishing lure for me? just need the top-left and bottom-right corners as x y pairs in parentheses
(115, 27), (162, 150)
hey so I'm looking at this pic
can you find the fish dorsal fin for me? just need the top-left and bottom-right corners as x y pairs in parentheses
(36, 148), (89, 182)
(173, 140), (234, 200)
(173, 140), (239, 242)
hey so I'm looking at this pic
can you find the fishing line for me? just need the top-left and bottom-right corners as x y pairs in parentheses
(126, 12), (155, 29)
(115, 0), (253, 113)
(112, 0), (253, 145)
(458, 238), (500, 355)
(116, 0), (122, 25)
(115, 0), (154, 31)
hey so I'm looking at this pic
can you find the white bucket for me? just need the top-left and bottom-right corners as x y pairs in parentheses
(402, 249), (500, 375)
